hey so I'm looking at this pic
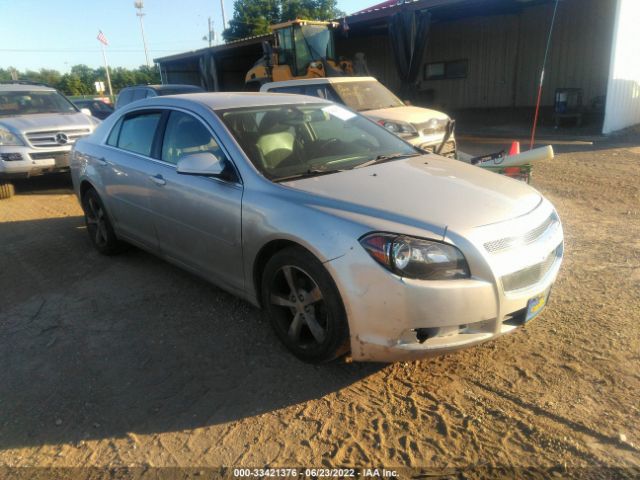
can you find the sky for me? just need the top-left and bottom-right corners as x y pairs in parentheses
(0, 0), (371, 73)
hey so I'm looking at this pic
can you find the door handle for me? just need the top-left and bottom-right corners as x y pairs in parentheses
(149, 174), (166, 186)
(96, 157), (108, 166)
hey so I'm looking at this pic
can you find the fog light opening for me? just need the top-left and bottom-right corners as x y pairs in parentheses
(414, 327), (439, 344)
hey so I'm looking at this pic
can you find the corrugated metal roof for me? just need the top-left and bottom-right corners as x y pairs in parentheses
(352, 0), (407, 16)
(155, 33), (271, 63)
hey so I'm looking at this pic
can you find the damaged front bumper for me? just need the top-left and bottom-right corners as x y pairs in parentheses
(324, 205), (563, 362)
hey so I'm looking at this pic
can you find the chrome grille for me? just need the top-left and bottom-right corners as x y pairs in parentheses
(26, 128), (91, 148)
(484, 213), (558, 253)
(502, 243), (562, 292)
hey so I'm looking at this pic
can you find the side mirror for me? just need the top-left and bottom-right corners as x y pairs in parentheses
(80, 108), (92, 116)
(176, 152), (225, 176)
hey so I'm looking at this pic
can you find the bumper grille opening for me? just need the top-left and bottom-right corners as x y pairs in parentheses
(415, 327), (439, 343)
(485, 212), (559, 253)
(502, 308), (528, 327)
(1, 153), (23, 161)
(501, 243), (563, 292)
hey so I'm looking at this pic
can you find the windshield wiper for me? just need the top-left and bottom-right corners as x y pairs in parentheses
(274, 167), (345, 182)
(353, 152), (421, 169)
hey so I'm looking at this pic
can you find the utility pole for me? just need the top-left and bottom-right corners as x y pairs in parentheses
(208, 16), (213, 47)
(101, 45), (114, 100)
(220, 0), (227, 31)
(96, 31), (114, 101)
(134, 1), (151, 68)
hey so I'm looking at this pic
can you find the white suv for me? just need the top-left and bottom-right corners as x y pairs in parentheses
(0, 82), (98, 198)
(261, 77), (456, 158)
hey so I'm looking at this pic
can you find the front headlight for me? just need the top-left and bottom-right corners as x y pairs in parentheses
(360, 233), (470, 280)
(422, 118), (448, 135)
(378, 120), (418, 139)
(0, 126), (24, 146)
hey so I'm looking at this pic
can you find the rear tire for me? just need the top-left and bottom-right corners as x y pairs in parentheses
(0, 182), (15, 199)
(261, 247), (350, 363)
(81, 188), (123, 255)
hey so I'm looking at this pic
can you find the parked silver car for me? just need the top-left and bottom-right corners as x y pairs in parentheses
(70, 93), (563, 363)
(0, 82), (98, 198)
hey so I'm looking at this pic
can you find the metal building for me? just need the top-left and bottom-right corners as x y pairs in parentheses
(155, 0), (640, 134)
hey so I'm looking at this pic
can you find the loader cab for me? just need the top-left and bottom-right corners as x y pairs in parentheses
(274, 21), (337, 77)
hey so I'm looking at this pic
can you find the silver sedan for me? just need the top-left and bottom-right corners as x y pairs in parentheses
(70, 93), (563, 363)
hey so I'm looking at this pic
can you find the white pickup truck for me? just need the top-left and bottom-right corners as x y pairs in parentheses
(261, 76), (456, 158)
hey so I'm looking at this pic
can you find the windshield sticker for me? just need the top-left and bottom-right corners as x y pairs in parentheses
(322, 104), (356, 121)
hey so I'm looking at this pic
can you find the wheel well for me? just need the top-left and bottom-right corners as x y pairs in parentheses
(79, 180), (94, 200)
(253, 239), (308, 307)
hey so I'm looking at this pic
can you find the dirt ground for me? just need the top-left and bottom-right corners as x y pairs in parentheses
(0, 137), (639, 479)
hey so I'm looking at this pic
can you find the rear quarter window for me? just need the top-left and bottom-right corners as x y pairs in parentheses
(106, 118), (123, 146)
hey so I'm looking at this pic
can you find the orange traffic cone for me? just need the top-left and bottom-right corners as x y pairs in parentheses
(508, 141), (521, 156)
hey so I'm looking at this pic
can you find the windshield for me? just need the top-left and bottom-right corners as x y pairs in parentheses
(218, 103), (419, 181)
(331, 81), (404, 112)
(292, 25), (335, 75)
(0, 90), (78, 116)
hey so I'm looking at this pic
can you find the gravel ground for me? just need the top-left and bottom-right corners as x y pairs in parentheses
(0, 138), (638, 478)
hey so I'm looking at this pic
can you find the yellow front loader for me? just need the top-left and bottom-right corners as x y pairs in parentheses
(245, 19), (353, 89)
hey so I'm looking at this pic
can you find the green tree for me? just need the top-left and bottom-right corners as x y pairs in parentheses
(135, 65), (161, 85)
(0, 65), (160, 95)
(222, 0), (343, 42)
(57, 74), (86, 96)
(0, 68), (14, 82)
(224, 0), (280, 41)
(37, 68), (62, 86)
(280, 0), (344, 23)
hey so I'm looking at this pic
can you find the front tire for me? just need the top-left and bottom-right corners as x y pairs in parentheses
(0, 182), (15, 199)
(81, 188), (123, 255)
(261, 247), (350, 363)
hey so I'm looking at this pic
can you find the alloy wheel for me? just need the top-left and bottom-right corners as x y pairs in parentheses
(269, 265), (328, 347)
(85, 196), (109, 249)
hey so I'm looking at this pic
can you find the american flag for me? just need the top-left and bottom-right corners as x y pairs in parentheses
(96, 30), (109, 46)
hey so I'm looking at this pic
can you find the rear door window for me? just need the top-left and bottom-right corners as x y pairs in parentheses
(117, 112), (162, 156)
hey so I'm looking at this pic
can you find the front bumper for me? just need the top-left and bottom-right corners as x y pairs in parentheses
(0, 146), (72, 179)
(325, 202), (563, 362)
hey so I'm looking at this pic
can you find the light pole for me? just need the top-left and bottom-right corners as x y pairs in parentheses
(134, 1), (151, 68)
(220, 0), (227, 31)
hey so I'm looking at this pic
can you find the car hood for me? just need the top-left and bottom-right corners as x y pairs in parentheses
(363, 105), (449, 124)
(284, 155), (541, 233)
(0, 112), (95, 132)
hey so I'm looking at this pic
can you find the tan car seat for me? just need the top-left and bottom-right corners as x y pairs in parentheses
(255, 111), (296, 170)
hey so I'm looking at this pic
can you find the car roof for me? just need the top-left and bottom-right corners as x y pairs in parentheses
(262, 76), (378, 89)
(0, 83), (57, 92)
(140, 92), (332, 110)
